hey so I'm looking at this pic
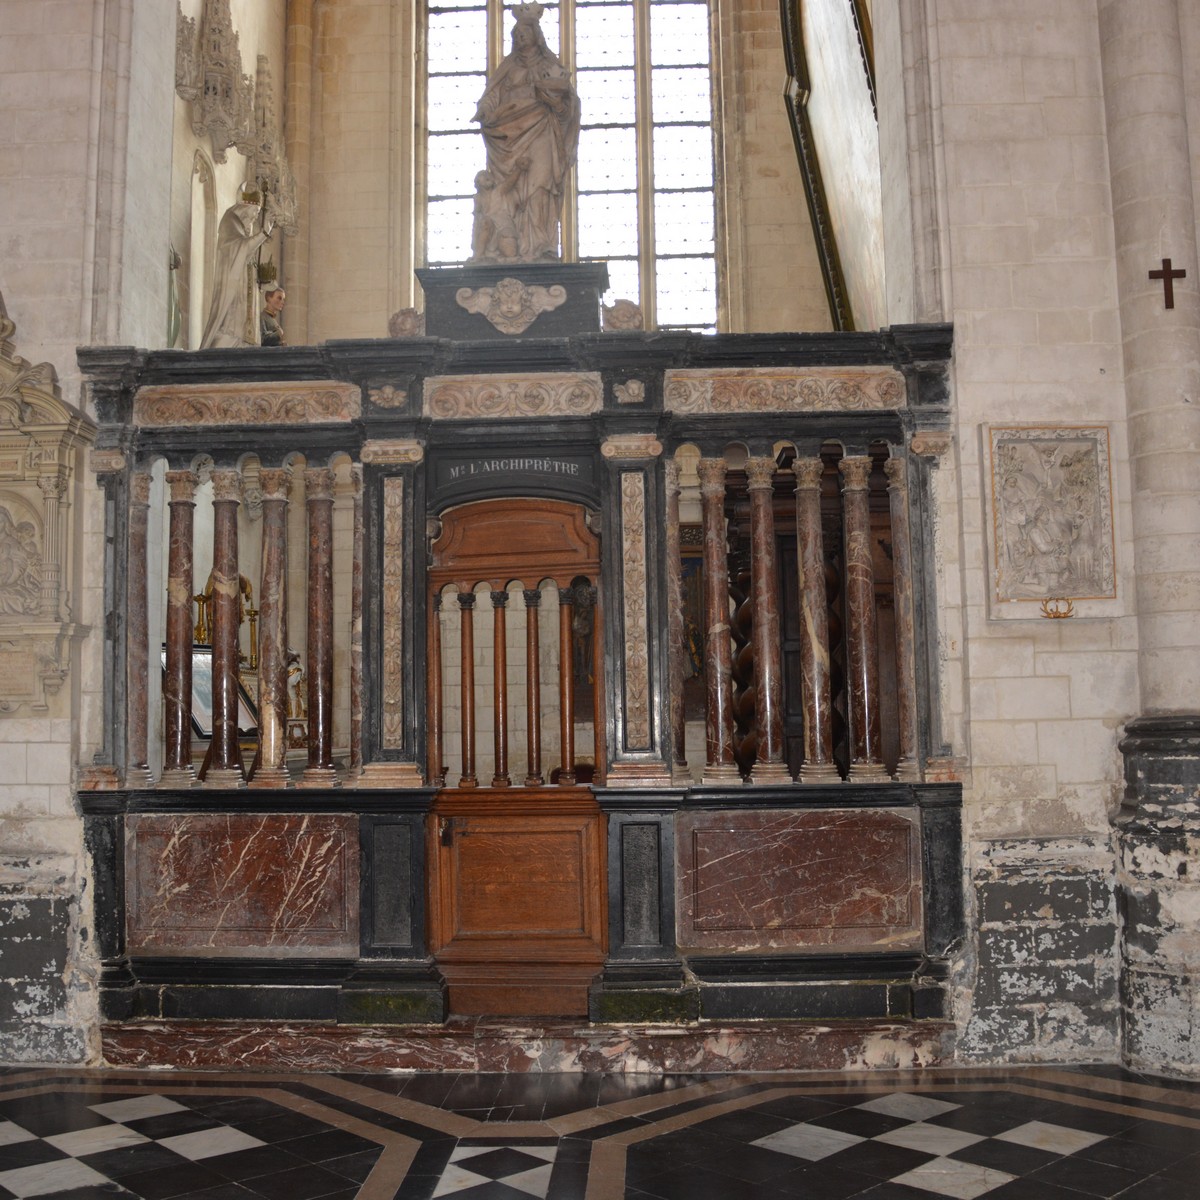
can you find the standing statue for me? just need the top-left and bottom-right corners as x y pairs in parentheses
(470, 3), (580, 263)
(200, 188), (273, 349)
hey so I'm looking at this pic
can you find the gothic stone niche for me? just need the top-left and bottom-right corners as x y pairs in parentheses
(987, 425), (1116, 613)
(0, 291), (95, 712)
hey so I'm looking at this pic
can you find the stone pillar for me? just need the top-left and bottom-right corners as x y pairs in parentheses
(250, 467), (291, 788)
(427, 593), (445, 787)
(524, 588), (543, 785)
(745, 456), (791, 783)
(697, 457), (739, 782)
(840, 455), (888, 781)
(664, 458), (691, 783)
(458, 592), (477, 787)
(557, 586), (576, 785)
(1100, 0), (1200, 1075)
(36, 472), (66, 619)
(160, 470), (198, 788)
(300, 467), (339, 787)
(885, 455), (921, 782)
(204, 468), (246, 788)
(125, 471), (153, 787)
(792, 456), (839, 782)
(491, 589), (511, 786)
(349, 465), (364, 778)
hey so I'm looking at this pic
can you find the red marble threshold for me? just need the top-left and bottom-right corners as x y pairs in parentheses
(101, 1018), (954, 1073)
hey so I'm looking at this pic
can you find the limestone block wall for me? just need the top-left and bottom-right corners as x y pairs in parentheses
(916, 2), (1137, 1061)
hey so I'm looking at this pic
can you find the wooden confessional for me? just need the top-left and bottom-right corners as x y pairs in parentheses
(424, 498), (607, 1016)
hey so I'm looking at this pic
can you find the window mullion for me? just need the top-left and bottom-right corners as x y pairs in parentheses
(633, 0), (656, 326)
(487, 0), (505, 72)
(560, 1), (578, 261)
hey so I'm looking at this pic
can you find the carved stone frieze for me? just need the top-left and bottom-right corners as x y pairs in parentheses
(381, 478), (405, 750)
(455, 278), (567, 335)
(0, 290), (95, 714)
(620, 471), (651, 751)
(663, 367), (906, 414)
(425, 373), (602, 420)
(601, 433), (663, 460)
(360, 440), (425, 466)
(134, 381), (361, 427)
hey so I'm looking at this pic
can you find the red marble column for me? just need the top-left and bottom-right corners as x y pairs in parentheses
(349, 464), (364, 779)
(557, 586), (576, 785)
(665, 458), (691, 783)
(204, 468), (246, 788)
(746, 456), (792, 783)
(125, 471), (153, 787)
(886, 454), (921, 782)
(249, 467), (291, 788)
(793, 456), (840, 782)
(841, 455), (889, 781)
(160, 469), (198, 788)
(458, 591), (477, 787)
(301, 467), (340, 787)
(427, 592), (445, 786)
(491, 589), (511, 786)
(524, 588), (543, 785)
(697, 457), (740, 782)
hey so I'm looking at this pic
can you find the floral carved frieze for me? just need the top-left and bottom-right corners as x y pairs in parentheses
(134, 381), (361, 427)
(663, 367), (906, 414)
(456, 278), (567, 335)
(425, 373), (602, 420)
(0, 290), (95, 713)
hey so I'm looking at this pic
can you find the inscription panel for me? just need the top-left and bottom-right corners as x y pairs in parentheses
(677, 808), (922, 951)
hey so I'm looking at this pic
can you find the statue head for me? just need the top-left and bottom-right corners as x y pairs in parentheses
(511, 3), (548, 53)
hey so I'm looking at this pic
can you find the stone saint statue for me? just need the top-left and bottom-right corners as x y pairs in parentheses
(470, 3), (580, 263)
(200, 192), (272, 349)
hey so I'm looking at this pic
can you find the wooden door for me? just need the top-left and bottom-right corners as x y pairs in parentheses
(426, 498), (606, 1017)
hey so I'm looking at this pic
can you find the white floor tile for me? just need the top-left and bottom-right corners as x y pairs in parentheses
(433, 1164), (489, 1195)
(156, 1126), (265, 1160)
(45, 1124), (149, 1156)
(994, 1120), (1106, 1155)
(0, 1122), (35, 1147)
(892, 1156), (1016, 1200)
(875, 1121), (985, 1156)
(89, 1095), (188, 1122)
(753, 1123), (865, 1161)
(0, 1157), (111, 1198)
(504, 1162), (554, 1197)
(858, 1093), (962, 1121)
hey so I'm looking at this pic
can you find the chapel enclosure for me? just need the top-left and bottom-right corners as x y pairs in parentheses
(79, 326), (963, 1030)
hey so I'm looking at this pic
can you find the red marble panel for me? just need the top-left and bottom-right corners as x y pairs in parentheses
(676, 808), (922, 951)
(126, 813), (358, 955)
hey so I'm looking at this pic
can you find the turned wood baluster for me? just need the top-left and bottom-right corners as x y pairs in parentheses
(206, 468), (245, 787)
(126, 471), (152, 786)
(841, 455), (888, 781)
(557, 586), (575, 784)
(427, 592), (444, 786)
(458, 591), (477, 787)
(161, 469), (198, 787)
(793, 456), (839, 782)
(697, 457), (739, 781)
(524, 588), (543, 785)
(250, 467), (291, 787)
(746, 456), (792, 783)
(491, 589), (511, 786)
(886, 455), (921, 781)
(302, 467), (339, 786)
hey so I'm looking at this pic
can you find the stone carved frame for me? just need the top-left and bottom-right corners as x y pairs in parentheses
(986, 424), (1116, 617)
(0, 292), (96, 710)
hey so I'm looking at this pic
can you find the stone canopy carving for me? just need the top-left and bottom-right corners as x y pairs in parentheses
(0, 291), (96, 712)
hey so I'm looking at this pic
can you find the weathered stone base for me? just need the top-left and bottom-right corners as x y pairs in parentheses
(100, 1017), (954, 1073)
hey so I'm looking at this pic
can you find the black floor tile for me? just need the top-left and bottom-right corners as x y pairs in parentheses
(165, 1188), (256, 1200)
(823, 1141), (937, 1180)
(274, 1129), (378, 1165)
(120, 1161), (229, 1200)
(1027, 1154), (1147, 1197)
(79, 1143), (194, 1179)
(0, 1099), (113, 1138)
(692, 1106), (794, 1142)
(320, 1148), (382, 1184)
(32, 1187), (132, 1200)
(123, 1112), (220, 1140)
(1080, 1134), (1190, 1174)
(0, 1138), (70, 1170)
(241, 1164), (352, 1200)
(987, 1177), (1099, 1199)
(765, 1162), (881, 1198)
(808, 1108), (912, 1139)
(948, 1135), (1060, 1176)
(752, 1093), (848, 1123)
(1113, 1172), (1197, 1199)
(202, 1144), (309, 1182)
(225, 1114), (334, 1145)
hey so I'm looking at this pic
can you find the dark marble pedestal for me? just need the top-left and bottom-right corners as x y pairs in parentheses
(416, 262), (609, 339)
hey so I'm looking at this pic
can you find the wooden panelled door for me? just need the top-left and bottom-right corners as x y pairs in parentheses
(425, 498), (607, 1017)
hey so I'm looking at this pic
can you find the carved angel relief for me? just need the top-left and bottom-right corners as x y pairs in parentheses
(0, 290), (96, 713)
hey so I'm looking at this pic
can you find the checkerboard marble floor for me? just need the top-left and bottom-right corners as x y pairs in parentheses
(0, 1064), (1195, 1199)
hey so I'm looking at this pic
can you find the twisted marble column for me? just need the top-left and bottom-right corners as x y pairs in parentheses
(249, 467), (292, 788)
(697, 457), (739, 781)
(746, 455), (791, 783)
(841, 455), (888, 781)
(301, 467), (339, 787)
(125, 471), (153, 787)
(204, 468), (246, 788)
(160, 469), (198, 788)
(793, 456), (839, 782)
(885, 455), (920, 782)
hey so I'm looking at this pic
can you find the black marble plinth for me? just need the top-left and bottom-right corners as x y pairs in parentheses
(416, 262), (609, 339)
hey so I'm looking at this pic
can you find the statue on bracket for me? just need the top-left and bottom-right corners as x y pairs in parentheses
(469, 3), (580, 263)
(200, 185), (273, 349)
